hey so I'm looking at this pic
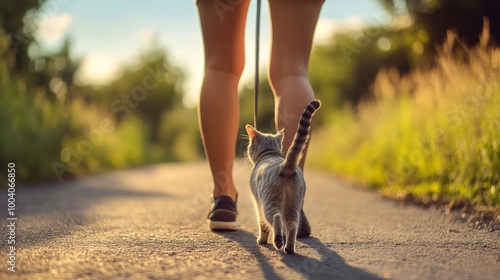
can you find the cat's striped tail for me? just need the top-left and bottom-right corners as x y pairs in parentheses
(279, 99), (321, 177)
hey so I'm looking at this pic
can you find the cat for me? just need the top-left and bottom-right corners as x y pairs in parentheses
(245, 99), (321, 254)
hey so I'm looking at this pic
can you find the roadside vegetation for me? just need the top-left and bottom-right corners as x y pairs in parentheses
(309, 29), (500, 215)
(1, 0), (499, 220)
(0, 26), (200, 184)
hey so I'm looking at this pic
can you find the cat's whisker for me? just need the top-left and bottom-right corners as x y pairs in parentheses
(239, 156), (250, 167)
(239, 133), (250, 140)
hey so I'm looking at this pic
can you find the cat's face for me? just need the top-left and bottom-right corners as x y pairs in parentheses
(245, 125), (283, 163)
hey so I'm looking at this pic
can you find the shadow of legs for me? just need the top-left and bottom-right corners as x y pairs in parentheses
(215, 231), (382, 279)
(280, 237), (382, 279)
(214, 230), (284, 280)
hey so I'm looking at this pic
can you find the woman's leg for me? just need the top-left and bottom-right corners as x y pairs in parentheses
(268, 0), (323, 170)
(196, 0), (250, 203)
(268, 0), (323, 237)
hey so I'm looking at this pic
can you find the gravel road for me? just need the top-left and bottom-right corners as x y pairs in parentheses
(1, 162), (499, 279)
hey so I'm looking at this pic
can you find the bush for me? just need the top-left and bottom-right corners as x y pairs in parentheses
(309, 29), (500, 209)
(0, 27), (156, 184)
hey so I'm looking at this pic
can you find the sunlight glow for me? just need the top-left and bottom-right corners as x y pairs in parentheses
(74, 54), (123, 86)
(377, 37), (392, 52)
(35, 13), (72, 44)
(314, 17), (366, 45)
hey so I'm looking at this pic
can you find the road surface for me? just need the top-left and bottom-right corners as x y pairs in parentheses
(1, 162), (499, 279)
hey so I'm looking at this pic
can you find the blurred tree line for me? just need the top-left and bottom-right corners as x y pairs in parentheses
(378, 0), (500, 47)
(237, 0), (499, 154)
(2, 0), (498, 183)
(0, 0), (43, 75)
(306, 0), (499, 113)
(0, 0), (200, 184)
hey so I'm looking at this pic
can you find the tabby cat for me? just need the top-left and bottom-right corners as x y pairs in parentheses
(245, 99), (321, 254)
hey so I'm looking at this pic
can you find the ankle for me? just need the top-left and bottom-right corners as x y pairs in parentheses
(213, 187), (237, 202)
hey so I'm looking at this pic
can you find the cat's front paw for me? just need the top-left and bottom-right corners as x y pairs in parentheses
(257, 230), (269, 244)
(274, 234), (284, 250)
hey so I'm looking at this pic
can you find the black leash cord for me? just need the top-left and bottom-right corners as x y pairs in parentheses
(254, 0), (261, 128)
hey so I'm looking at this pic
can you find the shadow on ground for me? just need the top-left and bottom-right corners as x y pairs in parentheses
(217, 230), (381, 280)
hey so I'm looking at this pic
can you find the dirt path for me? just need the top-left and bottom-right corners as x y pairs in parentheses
(1, 162), (499, 279)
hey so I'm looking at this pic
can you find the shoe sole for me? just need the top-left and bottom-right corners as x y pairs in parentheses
(209, 220), (240, 231)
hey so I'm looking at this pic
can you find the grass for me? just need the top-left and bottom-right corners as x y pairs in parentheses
(309, 30), (500, 219)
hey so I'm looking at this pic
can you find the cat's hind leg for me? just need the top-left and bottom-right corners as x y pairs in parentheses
(256, 208), (269, 244)
(271, 213), (284, 250)
(284, 210), (300, 254)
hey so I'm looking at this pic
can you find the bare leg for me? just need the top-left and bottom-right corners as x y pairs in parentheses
(268, 0), (323, 238)
(196, 0), (250, 202)
(268, 0), (323, 170)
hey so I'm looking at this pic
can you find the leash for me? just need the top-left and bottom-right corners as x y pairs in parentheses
(254, 0), (261, 128)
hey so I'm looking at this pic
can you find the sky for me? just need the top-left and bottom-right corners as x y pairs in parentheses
(34, 0), (388, 107)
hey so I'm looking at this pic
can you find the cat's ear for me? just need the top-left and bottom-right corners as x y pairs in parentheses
(246, 124), (258, 139)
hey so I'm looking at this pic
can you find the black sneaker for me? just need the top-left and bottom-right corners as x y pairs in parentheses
(208, 195), (239, 231)
(297, 209), (311, 238)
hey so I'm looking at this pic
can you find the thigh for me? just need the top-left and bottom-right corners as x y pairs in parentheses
(268, 0), (323, 79)
(196, 0), (250, 73)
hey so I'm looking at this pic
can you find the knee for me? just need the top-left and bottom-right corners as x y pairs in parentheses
(205, 55), (245, 77)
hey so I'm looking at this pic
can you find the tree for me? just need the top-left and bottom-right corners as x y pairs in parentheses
(377, 0), (500, 47)
(30, 38), (81, 101)
(0, 0), (45, 74)
(309, 27), (413, 108)
(93, 45), (184, 142)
